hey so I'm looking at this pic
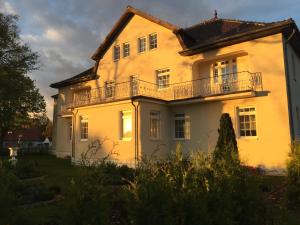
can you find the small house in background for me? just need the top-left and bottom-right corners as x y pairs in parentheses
(3, 128), (49, 150)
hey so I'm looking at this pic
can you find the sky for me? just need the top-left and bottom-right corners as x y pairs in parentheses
(1, 0), (300, 119)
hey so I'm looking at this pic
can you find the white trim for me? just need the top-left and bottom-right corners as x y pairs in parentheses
(236, 105), (258, 139)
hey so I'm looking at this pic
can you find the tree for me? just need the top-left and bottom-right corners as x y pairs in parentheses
(0, 13), (45, 149)
(213, 113), (240, 169)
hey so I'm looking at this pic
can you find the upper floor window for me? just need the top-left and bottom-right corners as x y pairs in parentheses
(123, 43), (130, 58)
(238, 106), (257, 137)
(105, 80), (115, 98)
(138, 37), (146, 53)
(113, 45), (120, 61)
(174, 113), (190, 140)
(73, 88), (91, 104)
(212, 59), (237, 84)
(80, 116), (88, 141)
(149, 33), (157, 50)
(156, 68), (170, 89)
(150, 111), (160, 139)
(121, 111), (132, 140)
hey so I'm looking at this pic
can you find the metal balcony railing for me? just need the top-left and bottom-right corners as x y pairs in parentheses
(62, 71), (262, 110)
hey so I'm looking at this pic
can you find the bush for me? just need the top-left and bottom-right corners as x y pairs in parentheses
(286, 142), (300, 208)
(213, 113), (240, 173)
(14, 160), (43, 179)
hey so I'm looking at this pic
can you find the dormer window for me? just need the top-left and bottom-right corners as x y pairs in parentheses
(149, 33), (157, 50)
(138, 37), (146, 53)
(113, 45), (120, 61)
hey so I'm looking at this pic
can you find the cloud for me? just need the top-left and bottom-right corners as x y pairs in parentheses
(0, 0), (17, 15)
(4, 0), (300, 119)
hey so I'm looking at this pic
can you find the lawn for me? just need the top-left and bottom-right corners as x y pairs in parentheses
(11, 155), (81, 224)
(1, 154), (300, 225)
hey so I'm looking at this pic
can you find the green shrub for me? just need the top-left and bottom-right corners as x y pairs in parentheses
(213, 113), (240, 173)
(286, 142), (300, 208)
(14, 160), (43, 179)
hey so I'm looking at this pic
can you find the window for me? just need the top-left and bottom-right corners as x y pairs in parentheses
(80, 117), (88, 140)
(105, 80), (115, 98)
(238, 106), (257, 137)
(149, 33), (157, 50)
(123, 43), (130, 57)
(73, 88), (91, 104)
(157, 68), (170, 89)
(174, 113), (190, 140)
(150, 111), (160, 139)
(121, 111), (132, 140)
(138, 37), (146, 53)
(113, 45), (120, 61)
(212, 59), (237, 83)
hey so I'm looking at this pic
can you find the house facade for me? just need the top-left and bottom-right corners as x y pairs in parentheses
(51, 6), (300, 170)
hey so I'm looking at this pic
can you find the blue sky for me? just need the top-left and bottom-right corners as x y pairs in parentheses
(1, 0), (300, 118)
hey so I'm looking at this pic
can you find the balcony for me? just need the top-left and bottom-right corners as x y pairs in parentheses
(62, 71), (262, 111)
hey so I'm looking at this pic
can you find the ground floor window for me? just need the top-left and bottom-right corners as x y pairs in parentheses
(238, 106), (257, 137)
(174, 113), (190, 140)
(121, 111), (132, 140)
(150, 111), (160, 139)
(80, 116), (88, 140)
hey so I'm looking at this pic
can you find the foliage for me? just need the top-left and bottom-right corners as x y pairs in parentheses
(14, 160), (43, 179)
(0, 11), (45, 149)
(212, 113), (240, 172)
(124, 146), (267, 225)
(286, 142), (300, 208)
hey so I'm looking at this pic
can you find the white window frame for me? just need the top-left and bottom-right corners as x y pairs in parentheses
(113, 45), (120, 61)
(138, 37), (146, 53)
(156, 68), (170, 89)
(149, 33), (157, 50)
(237, 106), (258, 139)
(121, 110), (132, 141)
(174, 113), (190, 140)
(123, 42), (130, 58)
(80, 116), (88, 141)
(150, 111), (160, 140)
(105, 80), (115, 98)
(212, 59), (238, 84)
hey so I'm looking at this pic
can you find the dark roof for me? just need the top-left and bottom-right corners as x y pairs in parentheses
(50, 67), (96, 88)
(91, 5), (178, 60)
(4, 128), (44, 142)
(177, 18), (299, 55)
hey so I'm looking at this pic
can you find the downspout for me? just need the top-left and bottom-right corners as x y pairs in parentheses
(131, 99), (140, 167)
(283, 29), (296, 141)
(71, 109), (78, 162)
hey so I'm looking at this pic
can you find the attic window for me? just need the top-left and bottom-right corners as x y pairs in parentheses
(113, 45), (120, 61)
(138, 37), (146, 53)
(123, 43), (130, 58)
(149, 33), (157, 50)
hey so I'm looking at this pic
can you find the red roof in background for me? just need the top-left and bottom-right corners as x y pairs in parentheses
(4, 128), (44, 142)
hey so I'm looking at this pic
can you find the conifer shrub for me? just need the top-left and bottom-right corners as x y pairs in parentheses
(212, 113), (240, 173)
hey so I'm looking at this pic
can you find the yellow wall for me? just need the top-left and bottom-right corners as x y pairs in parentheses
(52, 14), (296, 170)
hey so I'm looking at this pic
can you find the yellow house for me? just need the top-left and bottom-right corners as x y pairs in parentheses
(50, 6), (300, 170)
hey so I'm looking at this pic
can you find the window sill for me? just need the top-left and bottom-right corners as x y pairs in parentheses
(238, 136), (258, 140)
(121, 137), (132, 141)
(80, 139), (88, 142)
(150, 138), (160, 141)
(173, 138), (189, 141)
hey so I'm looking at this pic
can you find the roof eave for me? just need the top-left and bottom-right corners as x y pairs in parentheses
(179, 19), (295, 56)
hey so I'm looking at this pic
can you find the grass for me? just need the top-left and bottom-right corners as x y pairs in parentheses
(2, 154), (300, 225)
(14, 154), (81, 224)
